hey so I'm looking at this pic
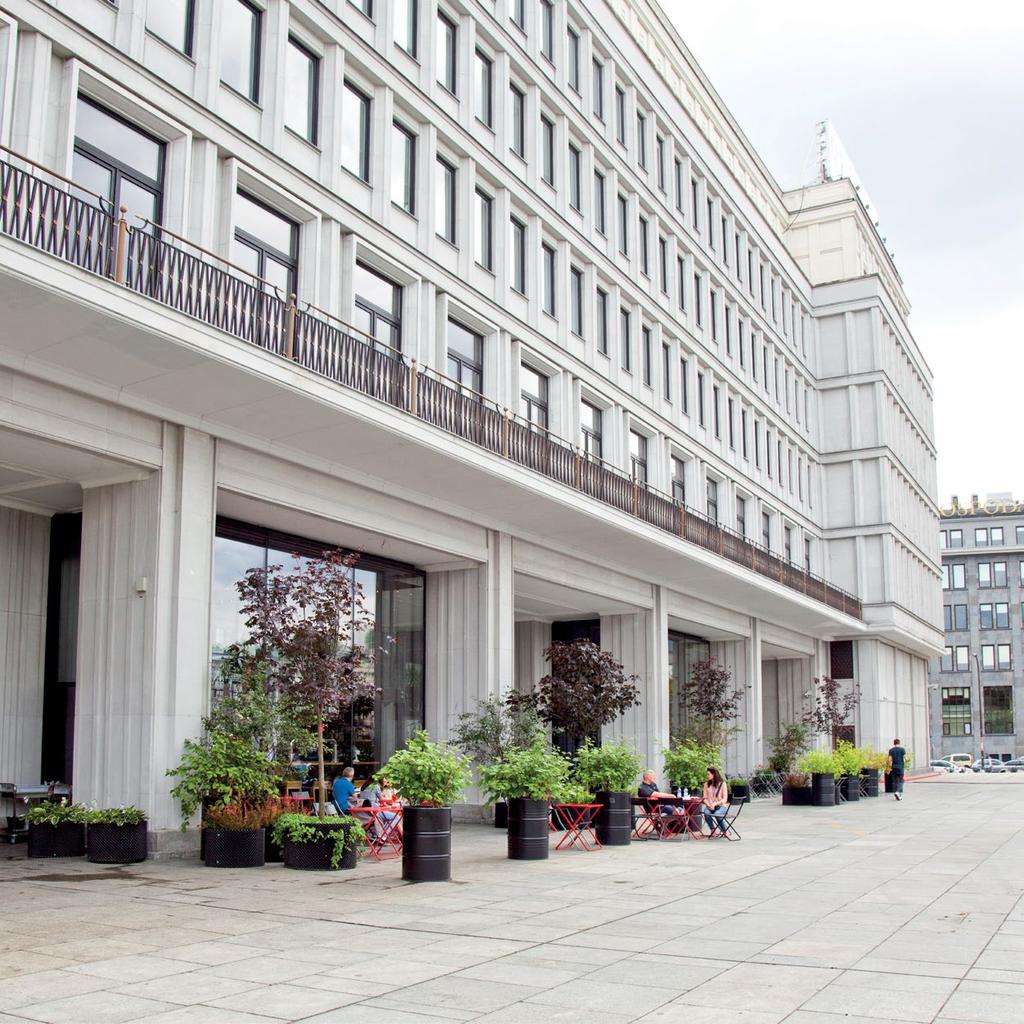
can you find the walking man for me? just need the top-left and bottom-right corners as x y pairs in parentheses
(888, 738), (907, 801)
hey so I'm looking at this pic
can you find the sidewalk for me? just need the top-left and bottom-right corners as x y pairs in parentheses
(1, 781), (1022, 1023)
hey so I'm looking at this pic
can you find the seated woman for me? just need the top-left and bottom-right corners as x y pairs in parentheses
(701, 767), (730, 835)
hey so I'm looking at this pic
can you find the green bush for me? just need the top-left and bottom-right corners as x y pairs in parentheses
(767, 721), (812, 773)
(574, 740), (642, 792)
(271, 813), (366, 869)
(797, 750), (837, 776)
(479, 734), (570, 803)
(554, 781), (595, 804)
(375, 730), (471, 807)
(728, 777), (749, 787)
(858, 747), (888, 772)
(85, 806), (147, 826)
(24, 801), (86, 826)
(662, 740), (721, 791)
(833, 741), (864, 777)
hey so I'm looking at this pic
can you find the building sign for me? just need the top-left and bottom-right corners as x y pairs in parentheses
(940, 498), (1024, 518)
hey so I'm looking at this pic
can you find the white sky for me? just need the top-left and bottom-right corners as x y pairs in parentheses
(663, 1), (1024, 504)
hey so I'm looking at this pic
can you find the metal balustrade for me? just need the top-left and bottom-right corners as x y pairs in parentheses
(0, 151), (862, 619)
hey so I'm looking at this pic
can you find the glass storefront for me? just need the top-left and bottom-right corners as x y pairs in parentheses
(668, 632), (709, 741)
(210, 517), (425, 779)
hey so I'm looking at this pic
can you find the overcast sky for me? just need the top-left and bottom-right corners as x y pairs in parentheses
(665, 1), (1024, 505)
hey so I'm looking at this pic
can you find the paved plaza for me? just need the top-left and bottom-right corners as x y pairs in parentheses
(1, 778), (1023, 1024)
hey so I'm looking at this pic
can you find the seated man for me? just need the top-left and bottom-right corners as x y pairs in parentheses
(331, 766), (357, 814)
(638, 770), (675, 802)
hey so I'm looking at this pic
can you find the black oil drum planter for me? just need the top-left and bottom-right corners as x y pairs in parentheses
(87, 821), (149, 864)
(842, 776), (860, 802)
(782, 784), (812, 807)
(507, 798), (550, 860)
(204, 828), (266, 868)
(729, 781), (750, 804)
(595, 791), (632, 846)
(403, 806), (452, 882)
(861, 768), (880, 797)
(27, 821), (86, 859)
(282, 819), (355, 871)
(810, 773), (836, 807)
(493, 801), (508, 830)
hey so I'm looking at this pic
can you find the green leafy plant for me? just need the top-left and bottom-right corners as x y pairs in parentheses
(833, 740), (864, 778)
(728, 777), (749, 787)
(859, 748), (888, 772)
(85, 806), (147, 826)
(783, 772), (809, 788)
(554, 781), (595, 804)
(167, 731), (280, 829)
(574, 740), (642, 793)
(797, 750), (837, 776)
(203, 803), (266, 831)
(451, 690), (542, 768)
(662, 739), (722, 791)
(767, 721), (812, 773)
(24, 801), (86, 826)
(479, 735), (571, 803)
(375, 730), (471, 807)
(271, 813), (366, 869)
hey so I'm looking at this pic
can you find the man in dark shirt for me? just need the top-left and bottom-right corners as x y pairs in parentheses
(888, 739), (907, 801)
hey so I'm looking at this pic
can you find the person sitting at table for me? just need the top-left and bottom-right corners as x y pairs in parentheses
(702, 767), (730, 835)
(638, 770), (676, 802)
(331, 766), (356, 813)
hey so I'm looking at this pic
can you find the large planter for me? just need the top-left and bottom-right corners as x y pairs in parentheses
(204, 828), (265, 868)
(841, 776), (860, 802)
(861, 768), (880, 798)
(884, 770), (895, 794)
(402, 806), (451, 882)
(810, 773), (836, 807)
(730, 784), (750, 804)
(493, 801), (508, 830)
(595, 791), (631, 846)
(781, 785), (812, 806)
(264, 826), (284, 863)
(87, 822), (148, 864)
(507, 798), (550, 861)
(283, 819), (354, 871)
(28, 821), (85, 859)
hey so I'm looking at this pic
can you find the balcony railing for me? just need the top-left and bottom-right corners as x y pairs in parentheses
(0, 150), (862, 619)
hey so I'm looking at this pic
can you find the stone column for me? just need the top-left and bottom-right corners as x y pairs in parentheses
(514, 620), (550, 694)
(0, 507), (49, 781)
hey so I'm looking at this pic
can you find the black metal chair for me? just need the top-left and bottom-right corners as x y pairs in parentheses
(708, 797), (744, 841)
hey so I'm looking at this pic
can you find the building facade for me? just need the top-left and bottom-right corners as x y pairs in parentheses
(931, 496), (1024, 761)
(0, 0), (942, 848)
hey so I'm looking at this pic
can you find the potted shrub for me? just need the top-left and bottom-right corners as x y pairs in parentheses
(859, 748), (886, 797)
(833, 741), (863, 802)
(768, 722), (812, 775)
(480, 735), (570, 860)
(781, 772), (812, 806)
(797, 751), (837, 807)
(728, 777), (750, 803)
(203, 803), (267, 868)
(272, 812), (366, 870)
(85, 806), (148, 863)
(663, 739), (722, 796)
(551, 781), (595, 830)
(25, 801), (86, 859)
(451, 689), (541, 829)
(377, 730), (471, 882)
(575, 740), (641, 846)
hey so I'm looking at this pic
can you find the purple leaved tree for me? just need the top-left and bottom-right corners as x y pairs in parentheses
(236, 550), (380, 819)
(803, 676), (860, 746)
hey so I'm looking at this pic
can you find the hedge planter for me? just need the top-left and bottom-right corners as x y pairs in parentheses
(283, 820), (354, 871)
(595, 790), (631, 846)
(861, 768), (880, 797)
(730, 784), (750, 804)
(204, 828), (265, 868)
(87, 822), (149, 864)
(782, 785), (812, 807)
(841, 776), (860, 802)
(28, 821), (85, 859)
(493, 801), (508, 830)
(403, 806), (452, 882)
(507, 798), (550, 860)
(810, 773), (836, 807)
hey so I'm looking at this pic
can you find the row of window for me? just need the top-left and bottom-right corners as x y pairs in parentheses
(941, 561), (1024, 590)
(943, 603), (1014, 631)
(940, 644), (1014, 672)
(940, 525), (1024, 549)
(941, 685), (1014, 736)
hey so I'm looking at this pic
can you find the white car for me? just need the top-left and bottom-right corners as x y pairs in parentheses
(929, 760), (955, 773)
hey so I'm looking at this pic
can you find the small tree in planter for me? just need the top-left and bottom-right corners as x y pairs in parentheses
(202, 803), (270, 868)
(767, 721), (812, 774)
(25, 801), (87, 859)
(528, 641), (640, 754)
(377, 730), (471, 882)
(235, 550), (380, 869)
(833, 741), (865, 802)
(662, 739), (722, 794)
(574, 740), (642, 846)
(480, 735), (570, 860)
(85, 806), (148, 863)
(804, 677), (860, 747)
(797, 750), (838, 807)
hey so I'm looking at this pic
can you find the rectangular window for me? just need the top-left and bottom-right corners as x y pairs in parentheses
(596, 288), (608, 354)
(671, 457), (686, 504)
(341, 81), (371, 181)
(706, 197), (714, 246)
(148, 0), (195, 56)
(766, 430), (773, 478)
(475, 49), (493, 126)
(620, 307), (631, 372)
(541, 243), (556, 316)
(754, 420), (761, 468)
(567, 27), (581, 91)
(674, 158), (683, 211)
(995, 602), (1010, 628)
(804, 537), (811, 570)
(221, 0), (261, 102)
(985, 685), (1013, 734)
(354, 262), (402, 353)
(1017, 526), (1024, 545)
(950, 563), (966, 589)
(677, 257), (686, 311)
(662, 343), (671, 400)
(697, 371), (705, 427)
(741, 408), (748, 459)
(474, 189), (493, 270)
(615, 85), (626, 144)
(706, 479), (719, 523)
(980, 603), (994, 629)
(594, 170), (606, 233)
(991, 527), (1004, 545)
(394, 0), (418, 56)
(727, 397), (735, 449)
(636, 112), (647, 167)
(982, 644), (995, 670)
(762, 511), (771, 550)
(520, 363), (548, 429)
(540, 115), (555, 185)
(785, 526), (793, 563)
(581, 400), (602, 459)
(437, 12), (457, 94)
(617, 194), (629, 255)
(570, 266), (583, 336)
(736, 496), (746, 537)
(638, 216), (649, 275)
(656, 136), (666, 191)
(954, 604), (968, 630)
(721, 215), (728, 263)
(510, 85), (525, 157)
(446, 319), (483, 394)
(994, 561), (1008, 586)
(436, 156), (456, 243)
(710, 289), (718, 340)
(659, 237), (669, 292)
(509, 216), (526, 293)
(511, 0), (525, 30)
(391, 121), (416, 213)
(540, 0), (555, 61)
(568, 144), (582, 210)
(724, 304), (732, 354)
(691, 177), (700, 232)
(979, 562), (992, 588)
(630, 431), (648, 483)
(592, 58), (604, 119)
(976, 527), (988, 546)
(693, 273), (702, 327)
(941, 686), (971, 733)
(712, 385), (721, 438)
(949, 529), (963, 548)
(944, 606), (953, 631)
(642, 326), (652, 386)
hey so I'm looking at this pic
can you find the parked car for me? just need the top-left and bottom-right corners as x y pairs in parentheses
(1002, 757), (1024, 773)
(947, 753), (973, 771)
(929, 760), (954, 773)
(972, 758), (1007, 773)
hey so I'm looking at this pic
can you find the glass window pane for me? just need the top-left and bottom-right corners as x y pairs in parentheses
(394, 0), (418, 55)
(147, 0), (193, 54)
(391, 122), (415, 212)
(221, 0), (259, 100)
(235, 192), (295, 258)
(118, 178), (159, 224)
(71, 151), (113, 206)
(285, 38), (317, 143)
(354, 263), (400, 317)
(75, 97), (163, 182)
(341, 83), (370, 180)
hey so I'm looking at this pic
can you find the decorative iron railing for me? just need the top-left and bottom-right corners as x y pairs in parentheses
(0, 150), (862, 618)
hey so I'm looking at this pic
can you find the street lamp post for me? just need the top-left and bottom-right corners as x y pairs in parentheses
(973, 653), (987, 767)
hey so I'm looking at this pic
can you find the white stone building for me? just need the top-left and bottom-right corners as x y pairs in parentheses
(0, 0), (942, 847)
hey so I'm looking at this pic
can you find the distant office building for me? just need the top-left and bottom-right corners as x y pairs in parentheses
(931, 494), (1024, 760)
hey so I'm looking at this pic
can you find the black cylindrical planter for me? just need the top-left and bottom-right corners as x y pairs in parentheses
(810, 773), (835, 807)
(842, 776), (860, 802)
(87, 822), (148, 864)
(204, 828), (265, 868)
(494, 801), (508, 829)
(595, 791), (631, 846)
(28, 821), (85, 859)
(884, 770), (894, 793)
(283, 820), (352, 871)
(862, 768), (879, 797)
(782, 786), (812, 806)
(264, 826), (283, 863)
(507, 798), (550, 860)
(730, 784), (750, 804)
(402, 806), (451, 882)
